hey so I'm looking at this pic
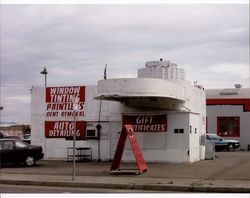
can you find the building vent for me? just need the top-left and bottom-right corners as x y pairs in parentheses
(234, 84), (242, 89)
(220, 89), (239, 95)
(86, 129), (98, 139)
(138, 59), (186, 81)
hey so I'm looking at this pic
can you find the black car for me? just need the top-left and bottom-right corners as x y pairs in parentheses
(0, 131), (20, 140)
(0, 131), (6, 138)
(22, 134), (31, 144)
(0, 138), (44, 167)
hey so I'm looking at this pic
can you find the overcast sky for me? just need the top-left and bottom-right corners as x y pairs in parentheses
(0, 4), (249, 124)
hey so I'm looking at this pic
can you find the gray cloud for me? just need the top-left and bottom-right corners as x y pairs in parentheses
(0, 4), (249, 124)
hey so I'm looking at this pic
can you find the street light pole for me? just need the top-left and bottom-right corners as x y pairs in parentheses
(72, 111), (76, 181)
(0, 106), (3, 127)
(72, 97), (79, 181)
(40, 67), (48, 160)
(40, 67), (48, 87)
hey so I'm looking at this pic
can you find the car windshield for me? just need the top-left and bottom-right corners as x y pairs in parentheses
(207, 134), (222, 140)
(16, 141), (28, 148)
(0, 141), (14, 149)
(23, 135), (30, 139)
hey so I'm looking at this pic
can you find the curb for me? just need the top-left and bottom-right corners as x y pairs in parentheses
(1, 179), (250, 193)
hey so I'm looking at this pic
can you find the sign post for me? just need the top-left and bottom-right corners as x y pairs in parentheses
(72, 97), (79, 181)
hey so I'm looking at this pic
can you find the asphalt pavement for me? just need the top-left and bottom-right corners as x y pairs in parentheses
(1, 151), (250, 193)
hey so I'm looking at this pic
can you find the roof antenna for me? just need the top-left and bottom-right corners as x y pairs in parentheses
(234, 84), (242, 89)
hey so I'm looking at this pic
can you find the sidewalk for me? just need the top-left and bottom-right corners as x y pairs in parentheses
(1, 152), (250, 192)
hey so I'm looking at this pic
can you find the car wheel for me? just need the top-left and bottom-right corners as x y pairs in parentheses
(25, 156), (36, 167)
(228, 143), (234, 152)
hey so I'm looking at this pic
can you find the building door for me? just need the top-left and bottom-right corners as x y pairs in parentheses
(110, 122), (122, 160)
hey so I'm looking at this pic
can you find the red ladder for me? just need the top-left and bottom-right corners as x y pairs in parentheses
(110, 125), (147, 174)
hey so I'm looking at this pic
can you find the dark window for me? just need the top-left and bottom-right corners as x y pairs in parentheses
(174, 129), (184, 134)
(86, 130), (96, 137)
(206, 117), (208, 133)
(85, 129), (98, 139)
(217, 117), (240, 137)
(208, 134), (220, 140)
(0, 141), (14, 149)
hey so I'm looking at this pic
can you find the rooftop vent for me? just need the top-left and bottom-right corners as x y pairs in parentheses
(220, 89), (239, 95)
(234, 84), (242, 89)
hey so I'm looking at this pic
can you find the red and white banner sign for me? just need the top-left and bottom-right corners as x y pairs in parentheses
(45, 86), (85, 117)
(45, 121), (86, 138)
(122, 115), (167, 132)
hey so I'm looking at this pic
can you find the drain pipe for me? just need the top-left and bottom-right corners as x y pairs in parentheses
(97, 100), (103, 161)
(96, 124), (101, 161)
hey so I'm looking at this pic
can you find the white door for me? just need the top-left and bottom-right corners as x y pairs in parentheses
(110, 122), (122, 160)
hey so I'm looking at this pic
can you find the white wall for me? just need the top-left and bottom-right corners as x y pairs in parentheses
(31, 87), (47, 156)
(31, 86), (121, 160)
(189, 113), (201, 162)
(207, 105), (250, 150)
(120, 113), (190, 163)
(31, 79), (206, 163)
(97, 78), (186, 101)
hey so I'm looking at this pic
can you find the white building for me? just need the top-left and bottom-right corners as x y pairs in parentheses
(206, 86), (250, 150)
(31, 59), (206, 163)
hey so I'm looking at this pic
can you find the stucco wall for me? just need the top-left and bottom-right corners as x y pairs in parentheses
(119, 111), (205, 163)
(31, 86), (121, 160)
(31, 81), (205, 163)
(207, 105), (250, 150)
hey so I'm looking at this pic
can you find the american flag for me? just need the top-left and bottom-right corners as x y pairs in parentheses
(104, 64), (107, 80)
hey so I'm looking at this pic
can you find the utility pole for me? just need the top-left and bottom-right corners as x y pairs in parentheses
(40, 67), (48, 87)
(72, 97), (79, 181)
(0, 61), (2, 126)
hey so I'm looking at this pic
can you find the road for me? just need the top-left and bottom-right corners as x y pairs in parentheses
(0, 184), (164, 193)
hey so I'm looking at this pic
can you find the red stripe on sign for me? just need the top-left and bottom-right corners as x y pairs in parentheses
(206, 98), (250, 112)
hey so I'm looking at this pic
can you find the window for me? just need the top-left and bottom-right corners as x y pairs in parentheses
(16, 141), (28, 148)
(174, 129), (184, 134)
(207, 134), (221, 141)
(217, 117), (240, 137)
(0, 141), (14, 149)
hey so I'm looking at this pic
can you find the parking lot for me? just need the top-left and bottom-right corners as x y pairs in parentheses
(1, 151), (250, 180)
(1, 151), (250, 192)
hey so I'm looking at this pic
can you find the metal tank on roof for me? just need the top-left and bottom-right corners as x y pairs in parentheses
(138, 59), (185, 81)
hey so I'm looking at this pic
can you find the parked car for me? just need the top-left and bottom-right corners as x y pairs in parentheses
(206, 133), (240, 151)
(0, 131), (20, 140)
(0, 131), (9, 138)
(0, 138), (44, 167)
(22, 134), (31, 144)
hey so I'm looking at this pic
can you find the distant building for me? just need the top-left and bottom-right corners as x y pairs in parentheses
(0, 124), (30, 139)
(206, 86), (250, 150)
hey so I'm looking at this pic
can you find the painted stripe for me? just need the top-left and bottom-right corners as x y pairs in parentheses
(206, 98), (250, 112)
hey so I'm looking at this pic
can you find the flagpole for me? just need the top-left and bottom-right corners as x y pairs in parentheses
(97, 64), (107, 162)
(104, 64), (107, 80)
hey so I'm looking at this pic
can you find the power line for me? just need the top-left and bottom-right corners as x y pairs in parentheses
(0, 85), (32, 88)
